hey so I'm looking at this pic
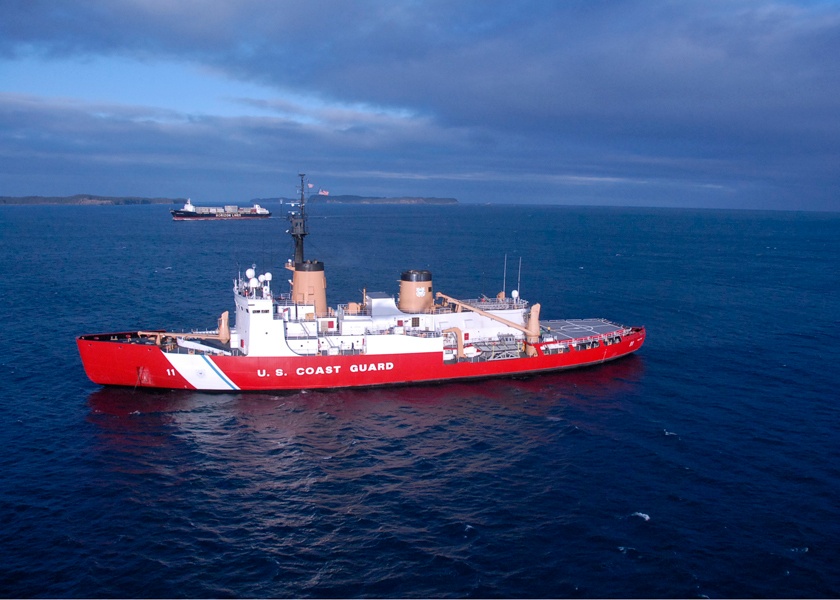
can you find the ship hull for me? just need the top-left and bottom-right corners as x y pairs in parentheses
(77, 327), (645, 391)
(171, 212), (271, 220)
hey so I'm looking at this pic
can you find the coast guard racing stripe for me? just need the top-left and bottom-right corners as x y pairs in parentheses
(164, 353), (239, 390)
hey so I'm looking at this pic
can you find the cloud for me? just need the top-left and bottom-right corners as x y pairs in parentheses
(1, 0), (839, 209)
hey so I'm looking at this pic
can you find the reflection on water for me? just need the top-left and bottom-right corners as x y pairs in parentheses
(85, 357), (645, 491)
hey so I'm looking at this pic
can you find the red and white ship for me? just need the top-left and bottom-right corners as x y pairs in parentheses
(78, 175), (645, 391)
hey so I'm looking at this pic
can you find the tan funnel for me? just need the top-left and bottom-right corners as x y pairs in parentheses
(292, 260), (327, 317)
(398, 270), (434, 313)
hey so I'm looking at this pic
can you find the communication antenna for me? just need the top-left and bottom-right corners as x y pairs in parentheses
(517, 256), (522, 298)
(502, 254), (507, 297)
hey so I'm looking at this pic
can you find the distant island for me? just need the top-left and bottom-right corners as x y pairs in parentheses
(2, 194), (458, 206)
(308, 194), (457, 205)
(252, 195), (458, 205)
(0, 194), (184, 205)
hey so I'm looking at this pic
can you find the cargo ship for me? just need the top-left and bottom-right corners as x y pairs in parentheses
(78, 175), (645, 391)
(171, 198), (271, 220)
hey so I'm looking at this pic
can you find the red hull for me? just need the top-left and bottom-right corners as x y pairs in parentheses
(77, 327), (645, 391)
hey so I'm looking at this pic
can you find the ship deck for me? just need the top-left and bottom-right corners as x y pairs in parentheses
(539, 318), (629, 341)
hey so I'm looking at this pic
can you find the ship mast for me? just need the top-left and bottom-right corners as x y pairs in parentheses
(289, 172), (308, 263)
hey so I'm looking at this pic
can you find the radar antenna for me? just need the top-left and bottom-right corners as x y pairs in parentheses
(289, 173), (308, 263)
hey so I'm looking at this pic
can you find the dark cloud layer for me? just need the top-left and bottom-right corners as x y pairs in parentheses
(1, 0), (838, 209)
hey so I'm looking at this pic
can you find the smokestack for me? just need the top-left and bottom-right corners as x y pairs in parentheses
(398, 270), (434, 313)
(292, 260), (328, 317)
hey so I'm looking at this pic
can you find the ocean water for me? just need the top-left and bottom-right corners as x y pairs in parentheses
(0, 203), (838, 598)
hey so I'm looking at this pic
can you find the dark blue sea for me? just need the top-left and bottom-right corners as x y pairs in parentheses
(1, 203), (839, 598)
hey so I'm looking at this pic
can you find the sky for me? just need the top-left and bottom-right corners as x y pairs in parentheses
(1, 0), (839, 210)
